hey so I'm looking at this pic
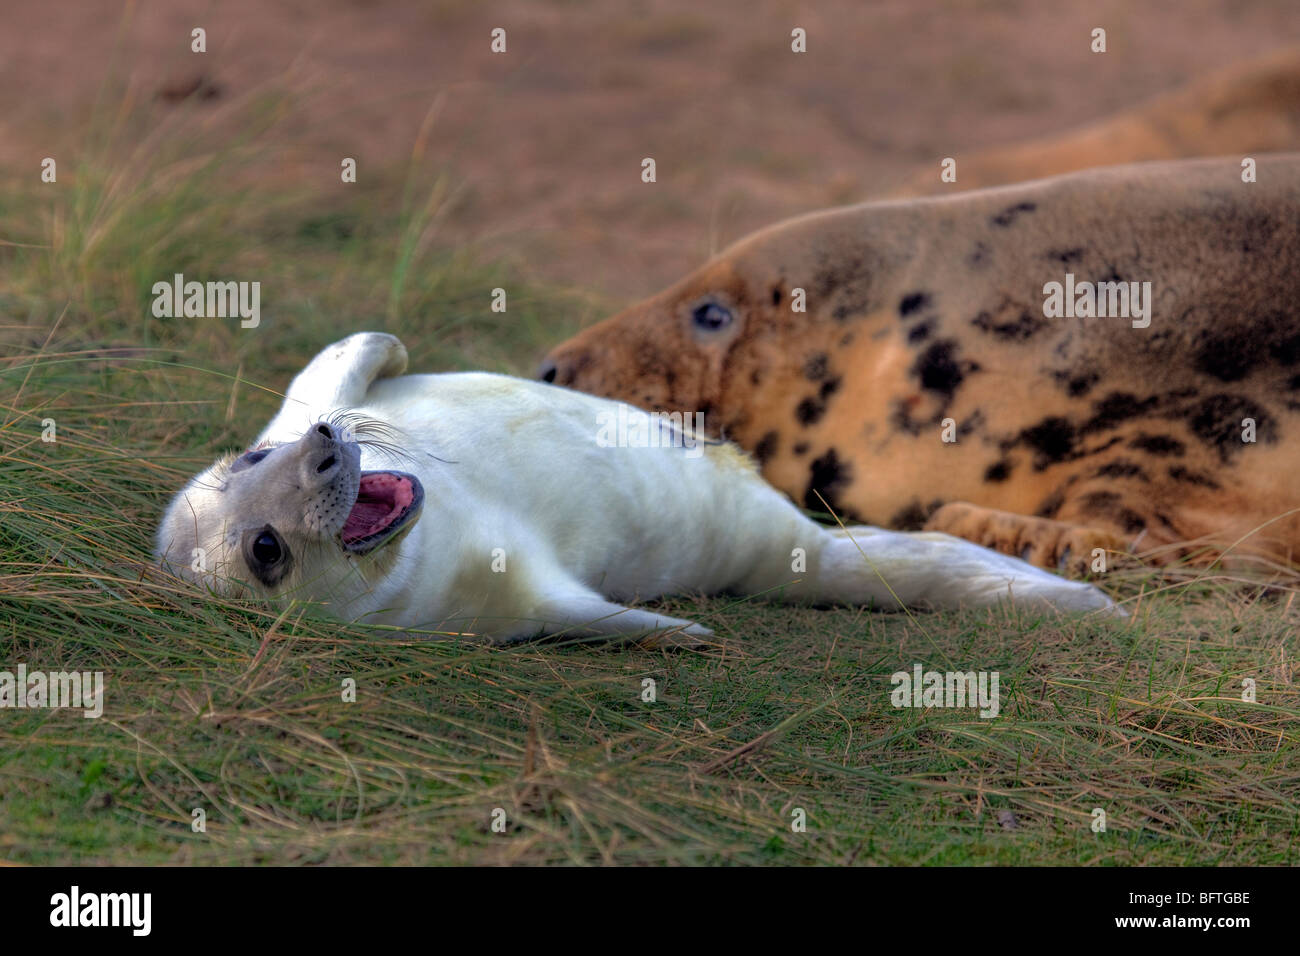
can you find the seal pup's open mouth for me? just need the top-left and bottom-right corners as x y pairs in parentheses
(340, 471), (424, 555)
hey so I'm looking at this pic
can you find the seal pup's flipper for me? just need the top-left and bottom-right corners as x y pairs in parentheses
(291, 331), (409, 405)
(528, 592), (713, 649)
(263, 333), (410, 443)
(806, 526), (1125, 617)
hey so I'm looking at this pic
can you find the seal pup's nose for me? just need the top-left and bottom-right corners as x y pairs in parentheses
(306, 421), (343, 482)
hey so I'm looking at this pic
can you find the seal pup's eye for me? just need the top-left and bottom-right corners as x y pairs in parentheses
(691, 301), (734, 331)
(242, 525), (292, 587)
(252, 531), (281, 564)
(230, 448), (272, 473)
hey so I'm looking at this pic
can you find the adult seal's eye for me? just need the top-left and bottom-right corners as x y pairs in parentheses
(692, 301), (733, 331)
(252, 531), (282, 565)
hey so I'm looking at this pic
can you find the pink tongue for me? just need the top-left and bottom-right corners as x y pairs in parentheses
(342, 474), (413, 543)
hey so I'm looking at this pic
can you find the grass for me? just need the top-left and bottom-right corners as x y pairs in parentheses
(2, 91), (1299, 866)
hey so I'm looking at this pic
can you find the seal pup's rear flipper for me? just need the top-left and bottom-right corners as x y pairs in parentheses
(809, 526), (1124, 617)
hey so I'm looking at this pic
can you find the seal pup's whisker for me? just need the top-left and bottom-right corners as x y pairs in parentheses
(323, 409), (422, 468)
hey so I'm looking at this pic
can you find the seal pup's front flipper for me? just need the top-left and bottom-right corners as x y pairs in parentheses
(527, 592), (713, 649)
(261, 332), (410, 443)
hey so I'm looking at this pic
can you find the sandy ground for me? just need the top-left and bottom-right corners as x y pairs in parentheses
(2, 0), (1296, 299)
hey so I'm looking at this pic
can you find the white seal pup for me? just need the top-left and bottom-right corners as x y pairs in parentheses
(155, 333), (1120, 642)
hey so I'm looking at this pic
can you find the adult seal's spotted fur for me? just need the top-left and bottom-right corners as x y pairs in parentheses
(539, 155), (1300, 571)
(155, 333), (1117, 640)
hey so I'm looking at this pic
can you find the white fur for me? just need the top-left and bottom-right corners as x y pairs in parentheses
(159, 333), (1122, 641)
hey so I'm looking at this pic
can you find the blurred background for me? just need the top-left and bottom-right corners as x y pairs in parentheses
(4, 0), (1298, 308)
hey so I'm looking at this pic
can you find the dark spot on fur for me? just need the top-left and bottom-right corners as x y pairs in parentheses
(1153, 512), (1179, 533)
(1035, 488), (1066, 519)
(1117, 509), (1147, 533)
(958, 409), (986, 438)
(1048, 368), (1100, 397)
(698, 400), (716, 430)
(771, 287), (782, 307)
(804, 353), (828, 381)
(1077, 491), (1146, 534)
(1092, 460), (1149, 481)
(1269, 330), (1300, 365)
(971, 309), (1046, 341)
(1019, 417), (1076, 468)
(907, 320), (934, 344)
(888, 499), (944, 531)
(1288, 374), (1300, 391)
(1188, 311), (1298, 383)
(1168, 465), (1221, 490)
(794, 378), (841, 426)
(889, 502), (927, 530)
(1047, 247), (1085, 264)
(1186, 394), (1272, 460)
(793, 442), (809, 456)
(754, 430), (779, 465)
(912, 339), (976, 396)
(984, 459), (1012, 482)
(804, 449), (852, 514)
(967, 241), (991, 269)
(811, 248), (878, 322)
(889, 398), (925, 436)
(991, 201), (1036, 227)
(898, 292), (931, 317)
(1081, 392), (1159, 436)
(795, 397), (822, 426)
(1067, 373), (1099, 397)
(1128, 433), (1185, 456)
(1085, 436), (1122, 458)
(1195, 332), (1256, 382)
(720, 414), (749, 437)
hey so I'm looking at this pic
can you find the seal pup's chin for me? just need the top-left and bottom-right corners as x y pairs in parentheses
(340, 471), (424, 555)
